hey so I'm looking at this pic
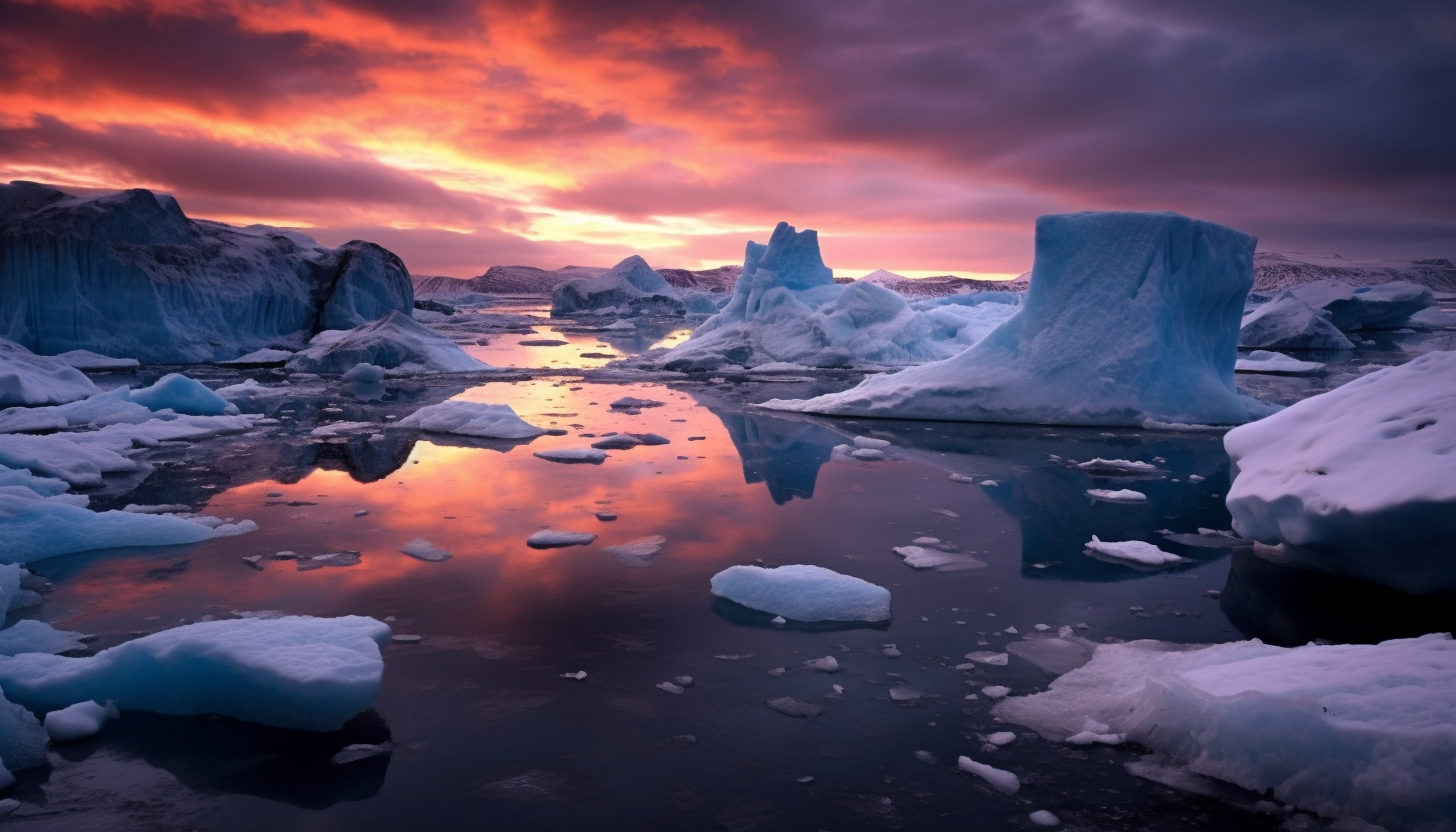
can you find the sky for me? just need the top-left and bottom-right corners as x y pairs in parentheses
(1, 0), (1453, 279)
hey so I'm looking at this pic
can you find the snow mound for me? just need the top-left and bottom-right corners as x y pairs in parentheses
(286, 311), (491, 374)
(0, 184), (413, 363)
(1239, 293), (1355, 350)
(1224, 350), (1456, 594)
(994, 633), (1456, 830)
(1234, 350), (1323, 375)
(0, 615), (390, 731)
(1287, 280), (1435, 331)
(710, 564), (891, 622)
(551, 255), (684, 316)
(395, 401), (546, 439)
(648, 222), (994, 371)
(763, 212), (1265, 426)
(0, 337), (99, 406)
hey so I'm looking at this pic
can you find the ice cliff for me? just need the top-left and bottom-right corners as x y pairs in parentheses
(0, 182), (414, 363)
(762, 212), (1268, 427)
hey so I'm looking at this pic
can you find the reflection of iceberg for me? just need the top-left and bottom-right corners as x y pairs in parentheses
(1219, 549), (1456, 647)
(700, 398), (844, 504)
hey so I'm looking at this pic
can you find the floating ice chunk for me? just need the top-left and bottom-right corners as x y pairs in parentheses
(1289, 279), (1434, 331)
(762, 212), (1265, 426)
(803, 656), (840, 673)
(551, 255), (684, 317)
(217, 348), (294, 366)
(287, 312), (491, 374)
(948, 473), (977, 483)
(957, 756), (1020, 793)
(1234, 350), (1324, 375)
(656, 681), (684, 695)
(0, 338), (99, 407)
(984, 731), (1016, 746)
(891, 546), (987, 571)
(710, 564), (891, 622)
(890, 686), (922, 702)
(0, 620), (89, 656)
(330, 742), (392, 765)
(631, 432), (670, 445)
(1086, 488), (1148, 503)
(610, 396), (664, 410)
(850, 448), (885, 461)
(395, 400), (546, 439)
(560, 671), (587, 680)
(54, 350), (139, 371)
(914, 750), (938, 764)
(911, 536), (940, 545)
(995, 633), (1456, 829)
(1007, 636), (1096, 676)
(340, 362), (386, 383)
(766, 696), (822, 717)
(1066, 730), (1126, 745)
(526, 529), (597, 548)
(1224, 350), (1456, 594)
(1084, 536), (1186, 567)
(0, 488), (256, 564)
(981, 686), (1011, 699)
(770, 615), (786, 625)
(853, 436), (891, 450)
(297, 551), (361, 570)
(602, 535), (666, 568)
(965, 651), (1009, 666)
(0, 615), (390, 731)
(399, 538), (451, 562)
(532, 448), (606, 464)
(1075, 458), (1157, 475)
(1240, 293), (1355, 350)
(1028, 810), (1060, 827)
(43, 700), (117, 742)
(310, 421), (374, 437)
(129, 373), (237, 416)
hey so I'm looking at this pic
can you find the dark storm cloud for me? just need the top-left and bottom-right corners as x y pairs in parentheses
(0, 0), (371, 113)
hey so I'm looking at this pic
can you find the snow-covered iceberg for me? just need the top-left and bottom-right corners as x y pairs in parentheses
(0, 615), (391, 731)
(1239, 293), (1355, 350)
(1287, 279), (1435, 331)
(763, 212), (1267, 426)
(994, 633), (1456, 830)
(0, 183), (414, 363)
(286, 311), (491, 374)
(710, 564), (891, 622)
(0, 337), (99, 407)
(550, 255), (685, 316)
(394, 401), (546, 439)
(646, 223), (993, 371)
(1224, 350), (1456, 594)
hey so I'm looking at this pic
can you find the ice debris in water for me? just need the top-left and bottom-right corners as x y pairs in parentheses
(1224, 349), (1456, 594)
(561, 671), (587, 681)
(656, 681), (684, 695)
(0, 338), (99, 407)
(0, 615), (390, 731)
(399, 538), (452, 562)
(891, 545), (986, 572)
(770, 615), (786, 625)
(43, 700), (117, 742)
(766, 697), (822, 718)
(993, 633), (1456, 830)
(527, 529), (597, 548)
(1029, 809), (1060, 827)
(287, 311), (491, 374)
(609, 396), (663, 410)
(710, 564), (891, 622)
(1084, 536), (1185, 567)
(297, 551), (361, 571)
(957, 756), (1020, 793)
(850, 447), (885, 461)
(761, 212), (1269, 426)
(532, 447), (607, 464)
(803, 656), (840, 673)
(602, 535), (666, 568)
(395, 401), (547, 439)
(330, 741), (393, 765)
(1074, 458), (1157, 475)
(340, 362), (386, 383)
(853, 436), (891, 449)
(981, 686), (1011, 699)
(0, 620), (89, 656)
(914, 750), (938, 764)
(54, 349), (139, 371)
(1234, 350), (1324, 375)
(128, 373), (237, 416)
(1086, 488), (1147, 503)
(984, 731), (1016, 746)
(965, 651), (1009, 666)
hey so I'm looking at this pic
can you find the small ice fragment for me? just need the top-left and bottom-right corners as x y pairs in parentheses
(831, 684), (843, 694)
(266, 492), (283, 497)
(768, 667), (786, 676)
(930, 508), (959, 517)
(1086, 488), (1148, 503)
(610, 396), (664, 409)
(354, 509), (369, 517)
(390, 634), (422, 644)
(1003, 626), (1019, 634)
(980, 480), (998, 487)
(965, 651), (1009, 666)
(330, 742), (393, 765)
(1066, 731), (1125, 745)
(532, 447), (607, 464)
(984, 731), (1016, 746)
(603, 535), (666, 568)
(766, 697), (822, 717)
(889, 686), (922, 702)
(1029, 810), (1060, 827)
(673, 676), (693, 686)
(595, 512), (617, 521)
(1074, 458), (1157, 474)
(561, 671), (587, 680)
(957, 756), (1020, 793)
(981, 686), (1011, 699)
(770, 615), (786, 625)
(853, 436), (891, 449)
(911, 537), (940, 545)
(796, 776), (815, 784)
(399, 538), (451, 562)
(913, 750), (938, 764)
(850, 448), (885, 461)
(883, 646), (901, 657)
(803, 656), (840, 673)
(1188, 474), (1206, 483)
(949, 473), (976, 483)
(241, 555), (264, 570)
(44, 700), (117, 741)
(1084, 536), (1185, 567)
(656, 681), (684, 695)
(527, 529), (598, 548)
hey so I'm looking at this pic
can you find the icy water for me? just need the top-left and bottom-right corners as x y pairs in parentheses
(9, 319), (1455, 831)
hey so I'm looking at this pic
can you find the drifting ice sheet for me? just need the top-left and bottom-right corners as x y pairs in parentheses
(287, 311), (491, 374)
(1239, 293), (1355, 351)
(395, 401), (546, 439)
(0, 338), (99, 407)
(710, 564), (891, 622)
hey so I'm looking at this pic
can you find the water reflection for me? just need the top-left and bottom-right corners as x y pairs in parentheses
(706, 405), (843, 504)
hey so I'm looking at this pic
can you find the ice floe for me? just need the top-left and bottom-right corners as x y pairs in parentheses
(1239, 292), (1355, 350)
(395, 400), (547, 439)
(0, 337), (99, 407)
(1083, 536), (1186, 567)
(526, 529), (598, 548)
(287, 311), (491, 374)
(1233, 350), (1324, 375)
(710, 564), (891, 622)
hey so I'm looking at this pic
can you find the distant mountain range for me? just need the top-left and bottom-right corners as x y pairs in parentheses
(1250, 252), (1456, 293)
(415, 264), (742, 297)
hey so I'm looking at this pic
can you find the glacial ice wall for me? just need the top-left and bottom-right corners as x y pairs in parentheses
(0, 182), (414, 363)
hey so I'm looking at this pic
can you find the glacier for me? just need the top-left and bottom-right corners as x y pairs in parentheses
(0, 182), (414, 363)
(0, 615), (391, 731)
(762, 212), (1268, 426)
(993, 633), (1456, 831)
(1223, 349), (1456, 594)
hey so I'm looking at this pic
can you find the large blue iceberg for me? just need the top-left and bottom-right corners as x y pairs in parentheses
(763, 212), (1268, 426)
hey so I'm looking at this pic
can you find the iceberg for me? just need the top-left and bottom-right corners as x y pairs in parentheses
(0, 411), (257, 486)
(1233, 350), (1323, 375)
(550, 255), (685, 316)
(1239, 293), (1355, 350)
(128, 372), (238, 416)
(763, 212), (1266, 426)
(286, 311), (491, 374)
(394, 401), (546, 439)
(1287, 279), (1435, 331)
(0, 337), (99, 406)
(709, 564), (891, 622)
(0, 686), (47, 784)
(44, 700), (118, 742)
(0, 619), (89, 656)
(0, 183), (414, 363)
(993, 633), (1456, 830)
(0, 615), (391, 731)
(1224, 350), (1456, 594)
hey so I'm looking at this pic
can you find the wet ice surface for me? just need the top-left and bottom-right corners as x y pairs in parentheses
(10, 316), (1456, 831)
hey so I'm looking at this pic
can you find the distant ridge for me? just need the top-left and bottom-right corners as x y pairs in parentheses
(1251, 252), (1456, 293)
(416, 264), (742, 297)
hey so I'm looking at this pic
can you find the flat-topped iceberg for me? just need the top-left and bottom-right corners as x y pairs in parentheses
(1224, 350), (1456, 594)
(0, 337), (99, 407)
(994, 633), (1456, 830)
(551, 255), (685, 316)
(763, 212), (1267, 426)
(710, 564), (891, 622)
(394, 401), (546, 439)
(1239, 292), (1355, 350)
(0, 615), (391, 731)
(1287, 279), (1434, 331)
(0, 183), (413, 363)
(286, 311), (491, 374)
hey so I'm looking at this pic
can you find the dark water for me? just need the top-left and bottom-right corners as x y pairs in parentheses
(7, 324), (1453, 831)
